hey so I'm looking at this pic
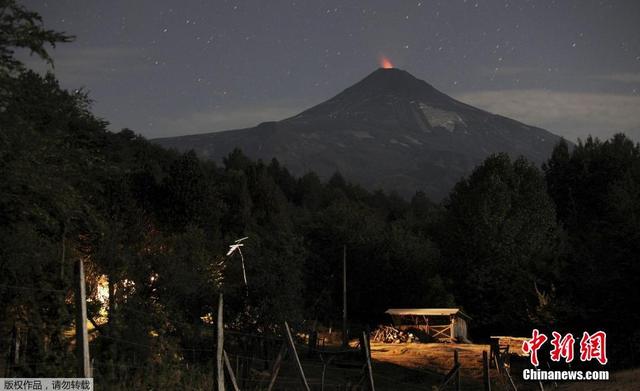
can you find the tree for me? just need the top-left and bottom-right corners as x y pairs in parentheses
(544, 134), (640, 366)
(0, 0), (73, 76)
(439, 154), (563, 335)
(161, 150), (220, 231)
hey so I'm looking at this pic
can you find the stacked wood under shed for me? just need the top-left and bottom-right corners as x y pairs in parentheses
(371, 325), (419, 343)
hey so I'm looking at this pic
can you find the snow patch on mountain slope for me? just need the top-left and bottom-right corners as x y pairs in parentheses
(419, 103), (466, 132)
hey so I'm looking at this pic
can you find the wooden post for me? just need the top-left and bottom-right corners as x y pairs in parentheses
(266, 343), (287, 391)
(362, 332), (376, 391)
(483, 350), (491, 391)
(489, 338), (497, 369)
(74, 259), (91, 378)
(342, 245), (348, 347)
(454, 349), (460, 391)
(450, 315), (455, 342)
(4, 324), (16, 376)
(223, 350), (240, 391)
(319, 353), (332, 391)
(504, 366), (518, 391)
(284, 321), (311, 391)
(235, 355), (239, 382)
(60, 222), (67, 279)
(216, 294), (225, 391)
(308, 329), (318, 358)
(12, 324), (20, 366)
(439, 360), (460, 390)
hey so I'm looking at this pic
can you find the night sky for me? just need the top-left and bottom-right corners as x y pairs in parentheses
(21, 0), (640, 142)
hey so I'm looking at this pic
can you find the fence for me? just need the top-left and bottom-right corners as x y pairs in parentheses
(3, 284), (503, 390)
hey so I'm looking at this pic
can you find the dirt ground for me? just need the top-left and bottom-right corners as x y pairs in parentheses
(370, 341), (493, 390)
(367, 342), (636, 391)
(370, 341), (490, 374)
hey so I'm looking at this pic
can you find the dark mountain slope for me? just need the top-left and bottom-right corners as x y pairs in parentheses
(154, 68), (561, 199)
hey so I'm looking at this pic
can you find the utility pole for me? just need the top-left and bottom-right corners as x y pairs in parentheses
(342, 245), (348, 347)
(74, 259), (91, 378)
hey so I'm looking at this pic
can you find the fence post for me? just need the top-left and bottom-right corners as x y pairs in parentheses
(266, 343), (287, 391)
(284, 321), (311, 391)
(216, 294), (225, 391)
(362, 331), (376, 391)
(483, 350), (491, 391)
(74, 259), (91, 378)
(223, 350), (240, 391)
(504, 367), (518, 391)
(308, 329), (318, 358)
(342, 245), (348, 348)
(11, 324), (20, 366)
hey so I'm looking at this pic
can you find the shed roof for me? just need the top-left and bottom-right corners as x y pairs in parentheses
(385, 308), (471, 320)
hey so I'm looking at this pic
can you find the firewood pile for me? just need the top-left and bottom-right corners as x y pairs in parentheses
(371, 325), (418, 343)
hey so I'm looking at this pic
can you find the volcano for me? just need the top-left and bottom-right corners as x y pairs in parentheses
(154, 68), (562, 199)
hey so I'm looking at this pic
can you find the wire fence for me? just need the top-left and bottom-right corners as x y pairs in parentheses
(2, 325), (448, 390)
(1, 282), (489, 390)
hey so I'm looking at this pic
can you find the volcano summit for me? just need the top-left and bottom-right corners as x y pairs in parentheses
(154, 68), (562, 199)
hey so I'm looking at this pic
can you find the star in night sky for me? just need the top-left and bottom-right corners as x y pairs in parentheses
(19, 0), (640, 142)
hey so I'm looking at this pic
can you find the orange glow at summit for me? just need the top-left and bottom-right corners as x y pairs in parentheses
(379, 57), (394, 69)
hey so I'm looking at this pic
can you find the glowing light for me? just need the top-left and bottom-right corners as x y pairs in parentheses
(379, 56), (394, 69)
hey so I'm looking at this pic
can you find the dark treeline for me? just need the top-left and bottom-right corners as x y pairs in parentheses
(1, 1), (639, 384)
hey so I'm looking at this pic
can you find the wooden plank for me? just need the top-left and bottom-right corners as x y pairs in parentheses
(216, 294), (225, 391)
(266, 343), (287, 391)
(284, 321), (311, 391)
(362, 332), (376, 391)
(74, 259), (91, 378)
(431, 325), (452, 338)
(223, 350), (240, 391)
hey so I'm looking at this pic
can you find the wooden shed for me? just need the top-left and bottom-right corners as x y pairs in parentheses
(385, 308), (471, 343)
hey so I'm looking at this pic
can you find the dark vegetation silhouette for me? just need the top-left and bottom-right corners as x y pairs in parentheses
(1, 1), (639, 386)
